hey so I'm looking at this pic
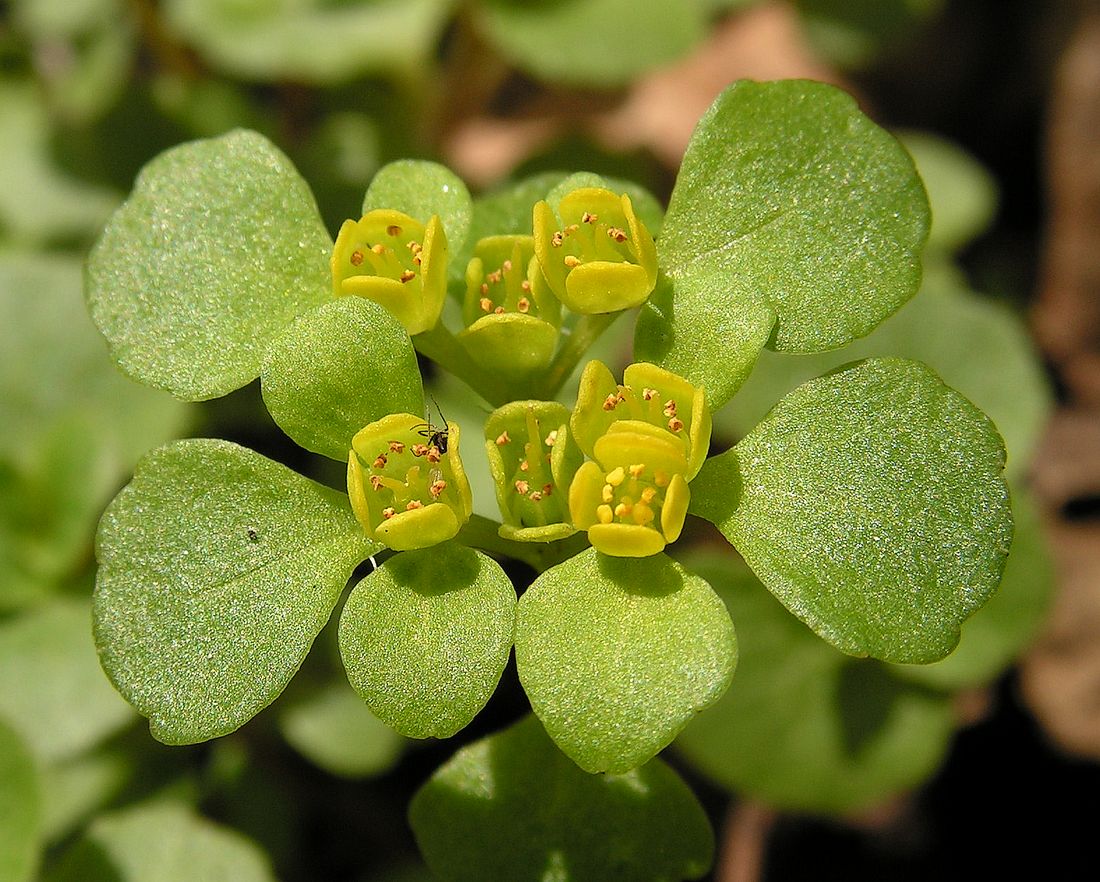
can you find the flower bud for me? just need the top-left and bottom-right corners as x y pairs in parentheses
(347, 413), (472, 551)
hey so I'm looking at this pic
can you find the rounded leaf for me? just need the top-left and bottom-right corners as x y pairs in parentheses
(261, 297), (424, 461)
(638, 79), (930, 408)
(94, 439), (375, 744)
(515, 549), (736, 772)
(409, 715), (713, 882)
(339, 544), (516, 739)
(692, 358), (1012, 664)
(362, 159), (472, 254)
(675, 554), (954, 814)
(86, 129), (332, 400)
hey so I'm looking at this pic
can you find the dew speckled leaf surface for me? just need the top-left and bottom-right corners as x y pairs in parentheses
(0, 599), (134, 763)
(86, 129), (332, 401)
(45, 801), (276, 882)
(477, 0), (705, 86)
(339, 543), (515, 739)
(891, 488), (1053, 690)
(514, 549), (736, 773)
(0, 720), (39, 882)
(93, 439), (375, 744)
(409, 715), (714, 882)
(637, 80), (929, 409)
(674, 554), (954, 814)
(363, 159), (472, 253)
(261, 297), (423, 461)
(692, 358), (1011, 664)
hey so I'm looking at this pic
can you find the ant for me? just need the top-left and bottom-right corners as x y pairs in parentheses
(416, 397), (450, 454)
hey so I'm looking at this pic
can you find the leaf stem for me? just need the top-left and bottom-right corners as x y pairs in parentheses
(534, 312), (621, 400)
(458, 514), (590, 573)
(413, 322), (511, 406)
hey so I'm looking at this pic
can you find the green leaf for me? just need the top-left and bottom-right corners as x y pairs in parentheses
(637, 79), (930, 409)
(86, 129), (332, 401)
(515, 548), (736, 773)
(261, 297), (424, 461)
(899, 131), (998, 253)
(892, 488), (1053, 690)
(164, 0), (455, 83)
(476, 0), (706, 86)
(45, 801), (276, 882)
(278, 681), (405, 778)
(0, 599), (134, 763)
(674, 553), (954, 814)
(363, 159), (472, 254)
(713, 262), (1053, 482)
(339, 543), (515, 739)
(693, 358), (1012, 663)
(793, 0), (943, 69)
(0, 719), (40, 882)
(409, 714), (714, 882)
(94, 439), (374, 744)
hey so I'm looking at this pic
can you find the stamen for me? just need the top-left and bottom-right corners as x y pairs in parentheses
(411, 443), (429, 457)
(668, 417), (684, 433)
(564, 255), (581, 268)
(628, 464), (645, 478)
(542, 483), (553, 496)
(632, 503), (655, 525)
(430, 480), (447, 498)
(640, 487), (657, 504)
(388, 441), (405, 453)
(399, 270), (416, 283)
(480, 283), (490, 295)
(606, 467), (626, 487)
(350, 250), (364, 267)
(495, 431), (511, 446)
(369, 475), (385, 491)
(607, 227), (628, 243)
(519, 460), (529, 472)
(582, 211), (598, 224)
(480, 297), (492, 312)
(386, 224), (402, 237)
(602, 484), (614, 503)
(405, 500), (423, 511)
(520, 279), (532, 292)
(486, 270), (503, 285)
(529, 490), (543, 502)
(381, 507), (396, 519)
(515, 480), (530, 495)
(517, 297), (530, 313)
(494, 306), (505, 314)
(642, 388), (658, 401)
(502, 260), (513, 272)
(371, 243), (386, 255)
(373, 454), (387, 469)
(663, 399), (677, 417)
(426, 446), (441, 463)
(551, 231), (564, 248)
(654, 470), (670, 488)
(597, 504), (614, 525)
(603, 393), (620, 411)
(544, 430), (558, 447)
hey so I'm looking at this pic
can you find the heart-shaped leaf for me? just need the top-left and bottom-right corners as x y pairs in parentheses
(86, 129), (332, 400)
(692, 358), (1012, 664)
(339, 543), (515, 739)
(637, 79), (929, 408)
(94, 439), (374, 744)
(515, 548), (736, 773)
(363, 159), (472, 254)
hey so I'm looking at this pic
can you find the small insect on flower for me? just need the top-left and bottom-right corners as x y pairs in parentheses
(416, 397), (450, 454)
